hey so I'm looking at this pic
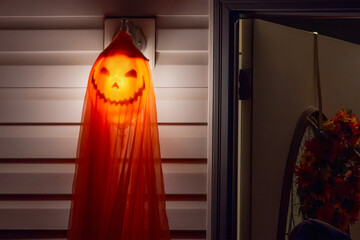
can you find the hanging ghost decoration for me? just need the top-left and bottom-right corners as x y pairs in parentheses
(67, 31), (170, 240)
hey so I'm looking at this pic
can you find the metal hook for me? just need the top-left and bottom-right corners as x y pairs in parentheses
(119, 18), (129, 33)
(115, 18), (147, 52)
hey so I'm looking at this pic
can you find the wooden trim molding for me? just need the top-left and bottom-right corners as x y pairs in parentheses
(0, 122), (208, 126)
(220, 1), (360, 13)
(0, 194), (207, 202)
(0, 230), (206, 239)
(0, 158), (207, 164)
(212, 2), (239, 240)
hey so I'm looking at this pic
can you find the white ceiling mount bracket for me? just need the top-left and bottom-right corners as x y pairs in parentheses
(104, 18), (155, 69)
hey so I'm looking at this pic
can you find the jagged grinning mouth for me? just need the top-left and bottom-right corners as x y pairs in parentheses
(91, 74), (145, 105)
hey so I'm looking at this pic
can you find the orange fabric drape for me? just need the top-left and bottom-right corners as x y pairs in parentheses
(67, 31), (170, 240)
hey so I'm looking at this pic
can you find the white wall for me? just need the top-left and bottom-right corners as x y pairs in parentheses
(0, 0), (210, 239)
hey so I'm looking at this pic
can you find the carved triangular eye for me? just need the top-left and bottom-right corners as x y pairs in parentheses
(125, 69), (137, 78)
(100, 67), (110, 76)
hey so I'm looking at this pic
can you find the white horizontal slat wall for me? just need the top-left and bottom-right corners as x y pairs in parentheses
(0, 126), (207, 159)
(0, 201), (207, 230)
(0, 88), (208, 123)
(0, 65), (208, 88)
(0, 0), (209, 239)
(0, 163), (207, 195)
(0, 0), (208, 16)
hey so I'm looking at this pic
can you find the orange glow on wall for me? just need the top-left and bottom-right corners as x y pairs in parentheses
(67, 31), (170, 240)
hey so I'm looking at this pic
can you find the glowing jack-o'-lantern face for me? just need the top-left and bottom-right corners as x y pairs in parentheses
(92, 54), (146, 105)
(88, 31), (151, 124)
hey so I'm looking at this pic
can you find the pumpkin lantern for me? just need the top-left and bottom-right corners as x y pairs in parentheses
(88, 31), (152, 125)
(67, 30), (170, 240)
(91, 55), (146, 105)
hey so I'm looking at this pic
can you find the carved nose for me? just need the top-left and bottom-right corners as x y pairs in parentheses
(112, 82), (119, 89)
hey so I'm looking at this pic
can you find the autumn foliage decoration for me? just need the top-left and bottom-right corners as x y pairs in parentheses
(295, 110), (360, 232)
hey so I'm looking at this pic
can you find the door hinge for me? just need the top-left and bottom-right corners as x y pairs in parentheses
(238, 68), (253, 100)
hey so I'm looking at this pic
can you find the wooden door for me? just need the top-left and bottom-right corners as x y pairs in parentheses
(252, 19), (360, 240)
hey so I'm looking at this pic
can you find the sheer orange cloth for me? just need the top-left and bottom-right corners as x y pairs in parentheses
(67, 31), (170, 240)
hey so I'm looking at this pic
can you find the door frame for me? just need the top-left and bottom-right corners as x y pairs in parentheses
(211, 2), (360, 240)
